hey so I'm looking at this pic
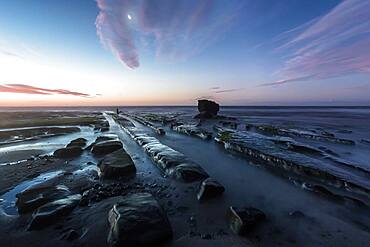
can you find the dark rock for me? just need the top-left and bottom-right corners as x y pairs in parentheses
(194, 100), (220, 119)
(288, 210), (305, 219)
(197, 178), (225, 200)
(201, 233), (212, 240)
(107, 193), (172, 247)
(98, 149), (136, 178)
(53, 146), (83, 159)
(91, 140), (123, 155)
(227, 206), (266, 235)
(16, 185), (70, 214)
(28, 194), (81, 230)
(66, 138), (87, 148)
(169, 163), (209, 182)
(61, 229), (80, 241)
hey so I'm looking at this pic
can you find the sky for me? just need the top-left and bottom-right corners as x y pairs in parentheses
(0, 0), (369, 106)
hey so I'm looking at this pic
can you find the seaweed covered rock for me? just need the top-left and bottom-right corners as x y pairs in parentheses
(91, 140), (123, 155)
(107, 193), (172, 247)
(197, 178), (225, 200)
(53, 146), (83, 159)
(227, 206), (266, 235)
(98, 149), (136, 178)
(28, 194), (81, 230)
(195, 100), (220, 119)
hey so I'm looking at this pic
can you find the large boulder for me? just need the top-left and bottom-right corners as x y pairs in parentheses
(108, 193), (172, 247)
(53, 146), (83, 159)
(227, 207), (266, 235)
(197, 178), (225, 200)
(28, 194), (81, 230)
(194, 100), (220, 119)
(91, 140), (123, 156)
(98, 149), (136, 178)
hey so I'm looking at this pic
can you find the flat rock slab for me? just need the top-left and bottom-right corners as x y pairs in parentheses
(91, 140), (123, 156)
(98, 149), (136, 178)
(108, 192), (172, 247)
(172, 124), (212, 140)
(215, 128), (370, 195)
(28, 194), (81, 230)
(197, 178), (225, 200)
(53, 146), (83, 159)
(227, 206), (266, 235)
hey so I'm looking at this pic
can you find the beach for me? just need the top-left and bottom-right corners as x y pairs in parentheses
(0, 106), (369, 246)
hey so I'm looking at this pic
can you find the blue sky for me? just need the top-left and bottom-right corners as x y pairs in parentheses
(0, 0), (369, 106)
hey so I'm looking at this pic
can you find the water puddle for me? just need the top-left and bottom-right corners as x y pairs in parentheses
(0, 170), (63, 216)
(0, 126), (100, 166)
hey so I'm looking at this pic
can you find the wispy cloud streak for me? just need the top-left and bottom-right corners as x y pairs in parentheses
(264, 0), (370, 86)
(96, 0), (243, 69)
(0, 84), (92, 97)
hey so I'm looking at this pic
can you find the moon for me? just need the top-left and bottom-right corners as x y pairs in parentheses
(127, 14), (132, 20)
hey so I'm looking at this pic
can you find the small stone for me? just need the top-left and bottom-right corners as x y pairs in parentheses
(227, 206), (266, 235)
(62, 229), (80, 241)
(288, 210), (305, 219)
(201, 233), (212, 240)
(197, 178), (225, 200)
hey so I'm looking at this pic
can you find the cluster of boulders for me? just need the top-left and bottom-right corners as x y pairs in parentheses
(15, 170), (96, 230)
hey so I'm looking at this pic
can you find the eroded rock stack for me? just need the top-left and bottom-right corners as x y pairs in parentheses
(194, 99), (220, 119)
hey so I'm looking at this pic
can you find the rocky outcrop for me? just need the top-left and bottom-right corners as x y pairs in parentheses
(214, 128), (370, 197)
(113, 118), (209, 182)
(194, 100), (220, 119)
(171, 124), (212, 140)
(253, 124), (355, 145)
(107, 193), (172, 247)
(53, 146), (83, 159)
(126, 114), (166, 135)
(227, 206), (266, 235)
(98, 149), (136, 178)
(28, 194), (81, 230)
(91, 140), (123, 156)
(197, 178), (225, 200)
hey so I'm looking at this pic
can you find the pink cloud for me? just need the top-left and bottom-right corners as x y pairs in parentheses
(0, 84), (92, 97)
(264, 0), (370, 86)
(95, 0), (243, 69)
